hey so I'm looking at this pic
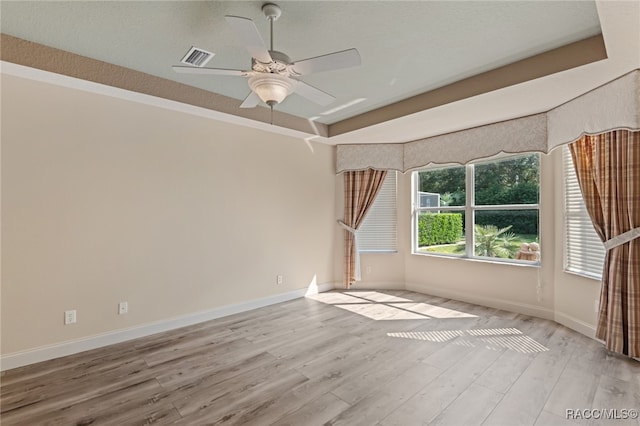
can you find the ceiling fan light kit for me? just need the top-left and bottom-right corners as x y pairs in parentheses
(248, 73), (295, 106)
(172, 2), (361, 113)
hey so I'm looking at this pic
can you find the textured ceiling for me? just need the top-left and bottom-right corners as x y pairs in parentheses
(1, 1), (638, 144)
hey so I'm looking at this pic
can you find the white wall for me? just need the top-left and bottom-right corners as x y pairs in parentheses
(1, 75), (338, 356)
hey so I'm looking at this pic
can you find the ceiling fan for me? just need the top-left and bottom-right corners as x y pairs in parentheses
(172, 3), (361, 110)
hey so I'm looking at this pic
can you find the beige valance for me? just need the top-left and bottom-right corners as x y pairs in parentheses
(336, 143), (403, 172)
(336, 70), (640, 173)
(548, 71), (640, 151)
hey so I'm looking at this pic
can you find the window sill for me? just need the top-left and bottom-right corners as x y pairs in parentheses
(411, 251), (541, 268)
(563, 269), (602, 282)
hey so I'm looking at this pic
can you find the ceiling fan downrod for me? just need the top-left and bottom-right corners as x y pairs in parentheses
(262, 3), (281, 53)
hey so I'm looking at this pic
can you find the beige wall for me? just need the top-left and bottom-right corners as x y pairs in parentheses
(1, 75), (337, 355)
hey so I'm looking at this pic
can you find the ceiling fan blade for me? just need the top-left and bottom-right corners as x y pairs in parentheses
(240, 91), (261, 108)
(172, 65), (246, 76)
(225, 16), (273, 64)
(294, 80), (336, 106)
(291, 48), (361, 76)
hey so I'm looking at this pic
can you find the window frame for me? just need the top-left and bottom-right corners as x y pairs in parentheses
(412, 154), (541, 265)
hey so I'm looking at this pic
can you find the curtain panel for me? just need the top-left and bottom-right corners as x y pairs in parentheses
(339, 169), (387, 287)
(569, 130), (640, 357)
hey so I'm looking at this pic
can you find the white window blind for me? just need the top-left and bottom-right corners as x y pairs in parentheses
(358, 171), (397, 252)
(563, 146), (606, 279)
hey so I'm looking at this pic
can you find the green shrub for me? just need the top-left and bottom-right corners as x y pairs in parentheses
(418, 213), (463, 246)
(475, 210), (538, 234)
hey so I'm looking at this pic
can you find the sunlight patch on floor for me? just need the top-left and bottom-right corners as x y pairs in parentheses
(335, 303), (428, 320)
(307, 292), (368, 305)
(307, 291), (477, 321)
(388, 302), (476, 319)
(343, 291), (412, 303)
(480, 335), (549, 353)
(387, 328), (549, 353)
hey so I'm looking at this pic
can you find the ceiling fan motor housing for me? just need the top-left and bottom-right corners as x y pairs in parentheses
(252, 50), (291, 74)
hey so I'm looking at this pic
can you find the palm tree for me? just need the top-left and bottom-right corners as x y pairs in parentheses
(474, 224), (517, 258)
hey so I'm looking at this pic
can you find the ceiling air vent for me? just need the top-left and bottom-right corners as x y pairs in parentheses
(180, 47), (214, 67)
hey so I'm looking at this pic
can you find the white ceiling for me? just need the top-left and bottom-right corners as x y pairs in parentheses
(1, 1), (639, 145)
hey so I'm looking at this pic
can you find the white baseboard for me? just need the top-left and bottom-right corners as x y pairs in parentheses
(554, 311), (597, 339)
(349, 281), (406, 290)
(406, 281), (554, 320)
(0, 282), (335, 372)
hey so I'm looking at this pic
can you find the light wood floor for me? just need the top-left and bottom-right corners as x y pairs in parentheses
(1, 290), (638, 426)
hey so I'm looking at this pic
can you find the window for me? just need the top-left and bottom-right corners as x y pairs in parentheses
(412, 153), (540, 264)
(563, 146), (605, 279)
(359, 171), (397, 252)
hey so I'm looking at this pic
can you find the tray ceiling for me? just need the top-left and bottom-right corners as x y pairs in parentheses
(1, 1), (638, 144)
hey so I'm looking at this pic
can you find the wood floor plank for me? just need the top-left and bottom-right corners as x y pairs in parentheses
(327, 361), (442, 426)
(265, 325), (350, 359)
(482, 325), (579, 426)
(155, 350), (276, 391)
(170, 355), (290, 417)
(542, 366), (600, 419)
(275, 332), (367, 372)
(429, 383), (504, 426)
(589, 374), (640, 426)
(471, 314), (552, 395)
(173, 368), (309, 425)
(329, 334), (439, 405)
(380, 344), (503, 426)
(534, 410), (581, 426)
(227, 380), (345, 426)
(1, 290), (636, 426)
(1, 360), (164, 424)
(600, 352), (640, 386)
(4, 379), (181, 426)
(1, 358), (151, 414)
(294, 333), (398, 381)
(272, 391), (350, 426)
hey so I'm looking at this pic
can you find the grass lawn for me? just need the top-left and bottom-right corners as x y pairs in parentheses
(419, 234), (538, 257)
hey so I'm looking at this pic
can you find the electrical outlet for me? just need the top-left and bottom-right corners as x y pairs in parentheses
(64, 310), (76, 325)
(118, 301), (128, 315)
(365, 266), (372, 274)
(594, 299), (599, 313)
(276, 275), (283, 285)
